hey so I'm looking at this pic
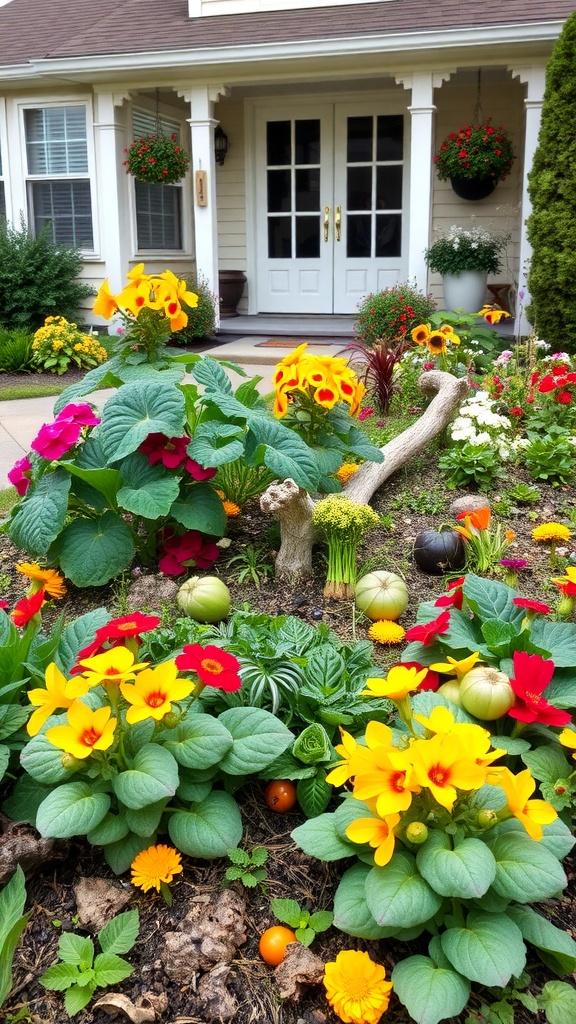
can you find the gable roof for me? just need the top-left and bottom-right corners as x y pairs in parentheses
(0, 0), (572, 68)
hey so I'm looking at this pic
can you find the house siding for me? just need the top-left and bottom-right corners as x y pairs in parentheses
(216, 99), (248, 310)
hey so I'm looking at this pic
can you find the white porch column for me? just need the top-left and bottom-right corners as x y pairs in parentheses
(92, 90), (131, 292)
(511, 66), (546, 337)
(179, 84), (229, 317)
(396, 72), (442, 292)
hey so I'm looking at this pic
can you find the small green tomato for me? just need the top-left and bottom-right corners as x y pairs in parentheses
(354, 570), (409, 622)
(176, 575), (231, 623)
(459, 666), (514, 721)
(437, 680), (462, 705)
(405, 822), (429, 844)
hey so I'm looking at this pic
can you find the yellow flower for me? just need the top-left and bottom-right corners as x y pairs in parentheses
(16, 562), (66, 600)
(120, 661), (194, 724)
(223, 499), (241, 517)
(494, 768), (557, 840)
(411, 323), (430, 345)
(409, 732), (487, 811)
(46, 701), (117, 759)
(559, 728), (576, 760)
(362, 663), (427, 701)
(26, 663), (90, 736)
(323, 949), (393, 1024)
(367, 620), (406, 645)
(346, 810), (401, 867)
(335, 462), (360, 484)
(93, 278), (119, 319)
(326, 728), (375, 787)
(354, 747), (420, 816)
(429, 651), (482, 681)
(78, 647), (149, 688)
(426, 331), (448, 355)
(532, 522), (572, 543)
(131, 844), (183, 893)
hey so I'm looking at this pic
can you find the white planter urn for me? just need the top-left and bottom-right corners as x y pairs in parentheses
(442, 271), (488, 314)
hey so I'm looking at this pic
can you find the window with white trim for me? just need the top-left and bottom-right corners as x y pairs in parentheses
(24, 105), (93, 249)
(132, 109), (184, 251)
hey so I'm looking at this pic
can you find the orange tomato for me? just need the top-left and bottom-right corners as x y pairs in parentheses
(258, 925), (297, 965)
(264, 779), (297, 812)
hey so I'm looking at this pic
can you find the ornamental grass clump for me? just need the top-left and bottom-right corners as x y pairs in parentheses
(313, 495), (380, 600)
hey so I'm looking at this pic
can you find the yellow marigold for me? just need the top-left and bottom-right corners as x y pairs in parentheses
(16, 562), (66, 599)
(131, 844), (183, 893)
(223, 500), (241, 517)
(532, 522), (572, 543)
(323, 949), (393, 1024)
(368, 620), (406, 645)
(335, 462), (360, 484)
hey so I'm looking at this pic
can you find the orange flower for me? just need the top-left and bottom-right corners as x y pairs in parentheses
(457, 507), (491, 531)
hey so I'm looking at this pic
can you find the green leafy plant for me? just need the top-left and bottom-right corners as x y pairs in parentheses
(0, 866), (29, 1009)
(354, 281), (436, 347)
(172, 274), (217, 342)
(270, 898), (333, 948)
(506, 482), (542, 505)
(0, 216), (93, 333)
(0, 329), (34, 373)
(123, 133), (190, 184)
(213, 458), (276, 507)
(434, 119), (515, 185)
(225, 846), (268, 889)
(31, 317), (108, 375)
(226, 545), (274, 589)
(439, 442), (506, 490)
(467, 976), (576, 1024)
(312, 494), (380, 599)
(39, 908), (139, 1017)
(524, 429), (576, 486)
(425, 226), (510, 276)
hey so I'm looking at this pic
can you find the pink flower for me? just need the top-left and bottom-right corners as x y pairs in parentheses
(58, 403), (100, 427)
(8, 456), (33, 495)
(185, 459), (217, 481)
(358, 407), (374, 421)
(31, 419), (83, 460)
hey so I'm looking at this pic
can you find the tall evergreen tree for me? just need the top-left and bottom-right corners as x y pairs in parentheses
(527, 12), (576, 349)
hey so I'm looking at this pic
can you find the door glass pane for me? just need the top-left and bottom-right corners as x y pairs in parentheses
(347, 215), (371, 258)
(376, 214), (401, 257)
(268, 169), (291, 212)
(296, 168), (320, 212)
(296, 216), (320, 258)
(347, 166), (372, 210)
(268, 216), (291, 258)
(377, 115), (404, 161)
(295, 120), (320, 165)
(376, 166), (403, 210)
(347, 116), (373, 163)
(267, 121), (291, 166)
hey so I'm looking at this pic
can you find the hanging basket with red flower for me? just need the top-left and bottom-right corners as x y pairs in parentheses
(434, 119), (515, 199)
(123, 133), (190, 185)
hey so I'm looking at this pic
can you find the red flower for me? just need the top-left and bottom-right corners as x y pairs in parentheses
(185, 458), (218, 480)
(139, 433), (191, 470)
(76, 611), (162, 662)
(434, 576), (465, 611)
(556, 390), (572, 404)
(398, 660), (440, 692)
(509, 651), (571, 727)
(538, 375), (557, 393)
(509, 407), (523, 417)
(175, 644), (242, 691)
(0, 600), (8, 610)
(11, 588), (45, 627)
(405, 610), (451, 646)
(158, 530), (220, 576)
(513, 597), (551, 615)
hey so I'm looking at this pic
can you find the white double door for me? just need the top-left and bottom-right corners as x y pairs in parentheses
(254, 100), (407, 314)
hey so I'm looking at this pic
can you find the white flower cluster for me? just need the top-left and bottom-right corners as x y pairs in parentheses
(444, 225), (496, 248)
(450, 389), (512, 458)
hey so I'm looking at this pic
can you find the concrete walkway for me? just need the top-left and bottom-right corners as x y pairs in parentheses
(0, 335), (350, 488)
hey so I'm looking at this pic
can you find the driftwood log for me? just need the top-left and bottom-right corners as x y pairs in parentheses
(260, 370), (469, 577)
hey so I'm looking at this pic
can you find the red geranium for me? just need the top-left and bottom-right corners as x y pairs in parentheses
(11, 588), (45, 627)
(509, 651), (571, 727)
(404, 610), (451, 646)
(175, 643), (242, 692)
(434, 576), (465, 611)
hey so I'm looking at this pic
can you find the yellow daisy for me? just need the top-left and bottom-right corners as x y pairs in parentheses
(532, 522), (572, 543)
(323, 949), (393, 1024)
(367, 620), (406, 645)
(16, 562), (66, 599)
(131, 844), (183, 893)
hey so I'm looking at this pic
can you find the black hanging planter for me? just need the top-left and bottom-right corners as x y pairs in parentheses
(450, 176), (497, 201)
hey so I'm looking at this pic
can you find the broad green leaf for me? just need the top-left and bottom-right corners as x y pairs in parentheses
(86, 812), (129, 847)
(2, 775), (53, 825)
(0, 865), (27, 949)
(506, 905), (576, 975)
(170, 482), (227, 536)
(59, 463), (122, 508)
(333, 863), (391, 939)
(187, 421), (244, 467)
(308, 910), (333, 932)
(296, 772), (332, 818)
(481, 619), (523, 655)
(270, 898), (302, 925)
(117, 452), (180, 518)
(93, 952), (133, 987)
(168, 790), (242, 858)
(365, 850), (443, 929)
(99, 380), (186, 461)
(416, 832), (496, 899)
(59, 511), (135, 586)
(442, 608), (491, 658)
(58, 933), (94, 968)
(55, 607), (110, 675)
(192, 355), (235, 393)
(392, 955), (470, 1024)
(98, 912), (139, 956)
(53, 358), (123, 412)
(38, 961), (81, 991)
(124, 799), (167, 837)
(36, 783), (110, 839)
(539, 981), (576, 1024)
(530, 620), (576, 667)
(112, 744), (179, 810)
(244, 416), (321, 491)
(104, 831), (155, 876)
(292, 814), (356, 862)
(0, 704), (29, 741)
(543, 668), (576, 708)
(20, 729), (73, 786)
(0, 745), (9, 782)
(440, 910), (525, 987)
(218, 707), (293, 774)
(160, 716), (233, 769)
(490, 832), (567, 902)
(463, 574), (525, 627)
(522, 746), (572, 784)
(9, 469), (71, 556)
(64, 981), (97, 1017)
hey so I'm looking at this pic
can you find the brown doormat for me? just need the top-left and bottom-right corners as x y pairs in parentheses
(256, 337), (350, 347)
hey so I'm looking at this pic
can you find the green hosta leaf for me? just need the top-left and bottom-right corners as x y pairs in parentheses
(59, 511), (135, 586)
(440, 910), (526, 987)
(117, 452), (180, 518)
(490, 832), (567, 902)
(168, 790), (242, 858)
(98, 380), (186, 462)
(296, 772), (332, 818)
(8, 469), (71, 556)
(333, 863), (392, 939)
(160, 715), (233, 769)
(2, 775), (52, 825)
(36, 783), (110, 839)
(187, 421), (244, 467)
(392, 955), (470, 1024)
(463, 574), (525, 628)
(170, 482), (227, 536)
(416, 832), (496, 899)
(292, 813), (356, 861)
(56, 608), (110, 675)
(539, 981), (576, 1024)
(217, 707), (293, 774)
(92, 952), (134, 987)
(522, 746), (572, 784)
(112, 744), (179, 810)
(60, 463), (122, 508)
(86, 812), (129, 847)
(39, 961), (81, 991)
(365, 851), (443, 929)
(506, 905), (576, 975)
(244, 416), (320, 492)
(530, 620), (576, 667)
(104, 831), (155, 876)
(64, 981), (97, 1017)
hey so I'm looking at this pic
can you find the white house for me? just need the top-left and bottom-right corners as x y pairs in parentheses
(0, 0), (572, 324)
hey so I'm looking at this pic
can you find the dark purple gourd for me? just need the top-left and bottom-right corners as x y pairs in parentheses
(413, 529), (466, 575)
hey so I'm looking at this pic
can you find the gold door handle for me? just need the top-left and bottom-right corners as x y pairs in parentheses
(335, 206), (341, 242)
(324, 206), (330, 242)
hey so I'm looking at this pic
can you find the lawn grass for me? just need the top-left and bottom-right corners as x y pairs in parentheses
(0, 382), (69, 401)
(0, 486), (17, 516)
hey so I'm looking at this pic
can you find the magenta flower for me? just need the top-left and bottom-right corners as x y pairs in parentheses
(8, 456), (33, 495)
(500, 559), (528, 570)
(58, 403), (100, 427)
(31, 418), (83, 460)
(158, 530), (220, 576)
(139, 433), (191, 470)
(358, 407), (374, 421)
(185, 459), (217, 481)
